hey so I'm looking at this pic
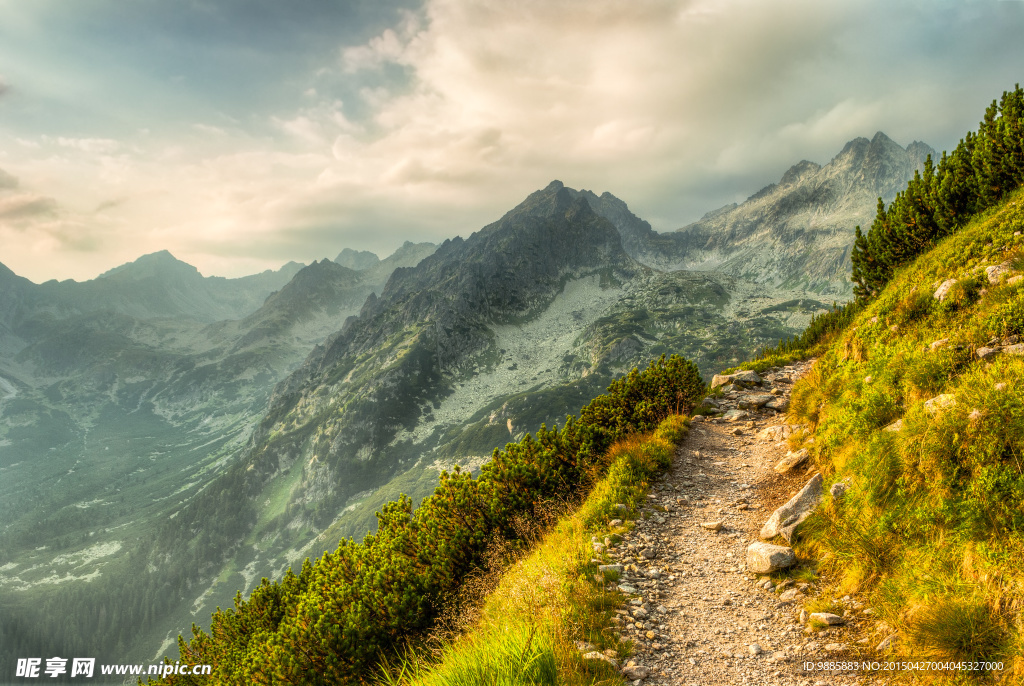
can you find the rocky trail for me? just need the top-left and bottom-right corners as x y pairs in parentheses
(592, 360), (884, 686)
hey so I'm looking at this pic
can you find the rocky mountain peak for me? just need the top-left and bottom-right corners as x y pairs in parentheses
(779, 160), (822, 186)
(98, 250), (201, 282)
(334, 248), (380, 271)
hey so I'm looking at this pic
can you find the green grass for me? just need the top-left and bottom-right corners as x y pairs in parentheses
(784, 187), (1024, 682)
(374, 415), (688, 686)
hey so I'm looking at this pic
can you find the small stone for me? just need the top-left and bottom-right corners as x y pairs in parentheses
(622, 665), (650, 680)
(774, 449), (809, 475)
(632, 607), (649, 619)
(864, 375), (873, 383)
(799, 609), (808, 624)
(883, 418), (903, 432)
(933, 279), (957, 301)
(824, 643), (849, 652)
(1005, 343), (1024, 356)
(977, 346), (1001, 360)
(582, 651), (618, 668)
(645, 630), (657, 640)
(930, 338), (950, 351)
(995, 382), (1008, 391)
(829, 482), (849, 500)
(986, 262), (1012, 284)
(809, 612), (844, 625)
(968, 408), (983, 424)
(618, 584), (638, 594)
(730, 427), (744, 436)
(749, 643), (764, 656)
(640, 548), (657, 560)
(778, 588), (803, 601)
(599, 564), (624, 575)
(877, 633), (898, 651)
(701, 521), (724, 532)
(924, 393), (956, 415)
(746, 542), (797, 573)
(609, 518), (623, 527)
(722, 409), (750, 422)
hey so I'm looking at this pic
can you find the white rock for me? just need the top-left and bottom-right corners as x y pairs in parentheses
(746, 542), (796, 573)
(809, 612), (844, 625)
(760, 474), (823, 542)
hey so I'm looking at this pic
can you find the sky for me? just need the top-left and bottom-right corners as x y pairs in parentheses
(2, 0), (1024, 283)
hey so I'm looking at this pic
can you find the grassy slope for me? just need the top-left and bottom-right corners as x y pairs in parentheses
(782, 188), (1024, 680)
(376, 415), (690, 686)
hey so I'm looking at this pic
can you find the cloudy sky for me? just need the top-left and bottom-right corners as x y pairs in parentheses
(1, 0), (1023, 282)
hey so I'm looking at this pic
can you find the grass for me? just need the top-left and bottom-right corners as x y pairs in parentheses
(374, 415), (689, 686)
(783, 187), (1024, 682)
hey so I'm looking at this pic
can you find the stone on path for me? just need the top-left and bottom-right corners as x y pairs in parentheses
(722, 409), (750, 422)
(760, 474), (823, 542)
(809, 612), (844, 626)
(711, 369), (763, 389)
(773, 449), (808, 475)
(738, 393), (774, 409)
(746, 542), (796, 573)
(701, 521), (723, 531)
(622, 664), (650, 680)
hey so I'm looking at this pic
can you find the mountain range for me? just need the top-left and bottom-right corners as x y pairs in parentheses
(0, 131), (931, 667)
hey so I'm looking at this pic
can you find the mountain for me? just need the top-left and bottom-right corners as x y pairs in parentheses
(334, 248), (380, 271)
(617, 132), (934, 295)
(0, 133), (932, 670)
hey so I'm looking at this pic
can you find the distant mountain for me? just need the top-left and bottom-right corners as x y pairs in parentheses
(610, 132), (934, 295)
(334, 248), (380, 271)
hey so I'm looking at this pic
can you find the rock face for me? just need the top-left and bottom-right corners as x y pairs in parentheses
(746, 542), (797, 573)
(760, 474), (823, 542)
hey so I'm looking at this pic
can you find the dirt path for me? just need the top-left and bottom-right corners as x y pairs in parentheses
(605, 360), (868, 686)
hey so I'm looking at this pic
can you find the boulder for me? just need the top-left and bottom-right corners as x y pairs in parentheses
(738, 393), (774, 409)
(711, 370), (763, 389)
(765, 397), (790, 412)
(746, 542), (796, 573)
(773, 449), (808, 475)
(1006, 343), (1024, 356)
(760, 474), (823, 542)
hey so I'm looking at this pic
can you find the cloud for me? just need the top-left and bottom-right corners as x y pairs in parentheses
(5, 0), (1024, 282)
(0, 194), (59, 222)
(0, 168), (19, 190)
(56, 137), (121, 154)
